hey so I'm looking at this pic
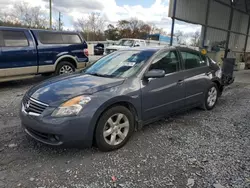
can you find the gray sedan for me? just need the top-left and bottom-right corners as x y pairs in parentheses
(20, 47), (224, 151)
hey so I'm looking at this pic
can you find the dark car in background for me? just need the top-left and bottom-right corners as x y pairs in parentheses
(94, 43), (104, 55)
(20, 47), (228, 151)
(0, 26), (88, 82)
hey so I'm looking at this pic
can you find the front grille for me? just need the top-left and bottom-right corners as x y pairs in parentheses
(23, 95), (48, 115)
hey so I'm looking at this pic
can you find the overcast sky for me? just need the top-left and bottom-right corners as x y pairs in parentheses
(0, 0), (201, 34)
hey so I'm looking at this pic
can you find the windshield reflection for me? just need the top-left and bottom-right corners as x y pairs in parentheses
(84, 50), (156, 78)
(117, 39), (135, 47)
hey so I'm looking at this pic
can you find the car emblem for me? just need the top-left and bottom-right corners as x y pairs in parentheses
(25, 100), (30, 110)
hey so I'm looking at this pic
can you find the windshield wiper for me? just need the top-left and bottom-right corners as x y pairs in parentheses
(86, 72), (115, 78)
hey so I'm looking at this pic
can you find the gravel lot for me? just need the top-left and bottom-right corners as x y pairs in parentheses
(0, 71), (250, 188)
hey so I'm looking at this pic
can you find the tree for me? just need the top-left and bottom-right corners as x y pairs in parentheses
(139, 24), (151, 39)
(104, 24), (119, 40)
(128, 18), (144, 37)
(74, 13), (106, 41)
(175, 30), (184, 44)
(117, 19), (131, 38)
(88, 13), (106, 34)
(53, 17), (64, 31)
(116, 18), (153, 39)
(191, 31), (201, 47)
(11, 2), (48, 28)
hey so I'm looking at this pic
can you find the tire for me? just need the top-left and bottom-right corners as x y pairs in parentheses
(202, 83), (219, 110)
(95, 106), (135, 152)
(55, 61), (75, 75)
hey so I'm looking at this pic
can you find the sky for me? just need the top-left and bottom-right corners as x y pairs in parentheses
(0, 0), (201, 34)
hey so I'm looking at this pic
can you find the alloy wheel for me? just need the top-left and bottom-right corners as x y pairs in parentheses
(207, 86), (217, 107)
(103, 113), (130, 146)
(59, 65), (73, 74)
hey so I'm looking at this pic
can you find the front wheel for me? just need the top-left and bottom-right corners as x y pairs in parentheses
(202, 83), (219, 110)
(95, 106), (135, 151)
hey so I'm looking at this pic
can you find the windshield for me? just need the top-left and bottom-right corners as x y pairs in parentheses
(84, 50), (155, 78)
(117, 39), (135, 47)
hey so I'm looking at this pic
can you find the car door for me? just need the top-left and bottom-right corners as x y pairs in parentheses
(141, 50), (186, 121)
(0, 29), (37, 77)
(179, 49), (211, 106)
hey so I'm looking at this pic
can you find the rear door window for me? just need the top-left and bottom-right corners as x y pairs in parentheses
(180, 51), (207, 70)
(2, 30), (29, 47)
(39, 32), (82, 44)
(39, 32), (63, 44)
(150, 50), (180, 74)
(0, 31), (3, 47)
(61, 34), (82, 44)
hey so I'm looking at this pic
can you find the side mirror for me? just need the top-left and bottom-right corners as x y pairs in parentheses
(134, 44), (140, 47)
(144, 69), (165, 78)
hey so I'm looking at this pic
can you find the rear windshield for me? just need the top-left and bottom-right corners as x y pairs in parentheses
(38, 32), (82, 44)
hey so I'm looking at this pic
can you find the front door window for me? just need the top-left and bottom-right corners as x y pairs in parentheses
(149, 51), (179, 74)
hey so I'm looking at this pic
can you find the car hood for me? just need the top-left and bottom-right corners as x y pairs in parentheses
(106, 45), (130, 50)
(27, 73), (124, 106)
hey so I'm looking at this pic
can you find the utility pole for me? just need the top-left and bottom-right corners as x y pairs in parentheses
(59, 12), (61, 30)
(49, 0), (52, 29)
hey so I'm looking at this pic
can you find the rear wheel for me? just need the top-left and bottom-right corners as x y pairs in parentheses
(95, 106), (135, 151)
(55, 61), (75, 75)
(202, 83), (219, 110)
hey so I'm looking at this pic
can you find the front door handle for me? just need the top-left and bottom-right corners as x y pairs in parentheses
(177, 80), (184, 85)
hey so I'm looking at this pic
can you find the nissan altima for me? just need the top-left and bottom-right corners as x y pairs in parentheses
(20, 47), (224, 151)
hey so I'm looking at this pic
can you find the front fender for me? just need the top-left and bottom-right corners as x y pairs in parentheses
(87, 95), (141, 141)
(54, 54), (77, 67)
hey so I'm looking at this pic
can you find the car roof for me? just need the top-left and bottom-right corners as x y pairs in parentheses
(120, 38), (145, 41)
(118, 46), (172, 52)
(118, 46), (201, 54)
(31, 29), (79, 35)
(0, 26), (29, 31)
(0, 26), (79, 34)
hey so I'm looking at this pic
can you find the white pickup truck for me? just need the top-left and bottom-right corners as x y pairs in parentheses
(105, 38), (146, 54)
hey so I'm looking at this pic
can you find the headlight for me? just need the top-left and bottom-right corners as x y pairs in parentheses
(51, 96), (91, 117)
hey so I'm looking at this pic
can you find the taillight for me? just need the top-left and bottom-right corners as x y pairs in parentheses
(84, 49), (89, 56)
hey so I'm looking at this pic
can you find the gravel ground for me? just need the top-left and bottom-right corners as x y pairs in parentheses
(0, 72), (249, 188)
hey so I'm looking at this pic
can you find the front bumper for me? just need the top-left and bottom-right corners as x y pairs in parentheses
(20, 103), (94, 147)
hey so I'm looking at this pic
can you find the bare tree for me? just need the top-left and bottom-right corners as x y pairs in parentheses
(148, 23), (156, 34)
(74, 18), (88, 31)
(175, 30), (184, 44)
(191, 31), (201, 47)
(88, 13), (106, 33)
(74, 13), (106, 40)
(128, 18), (144, 37)
(11, 2), (48, 28)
